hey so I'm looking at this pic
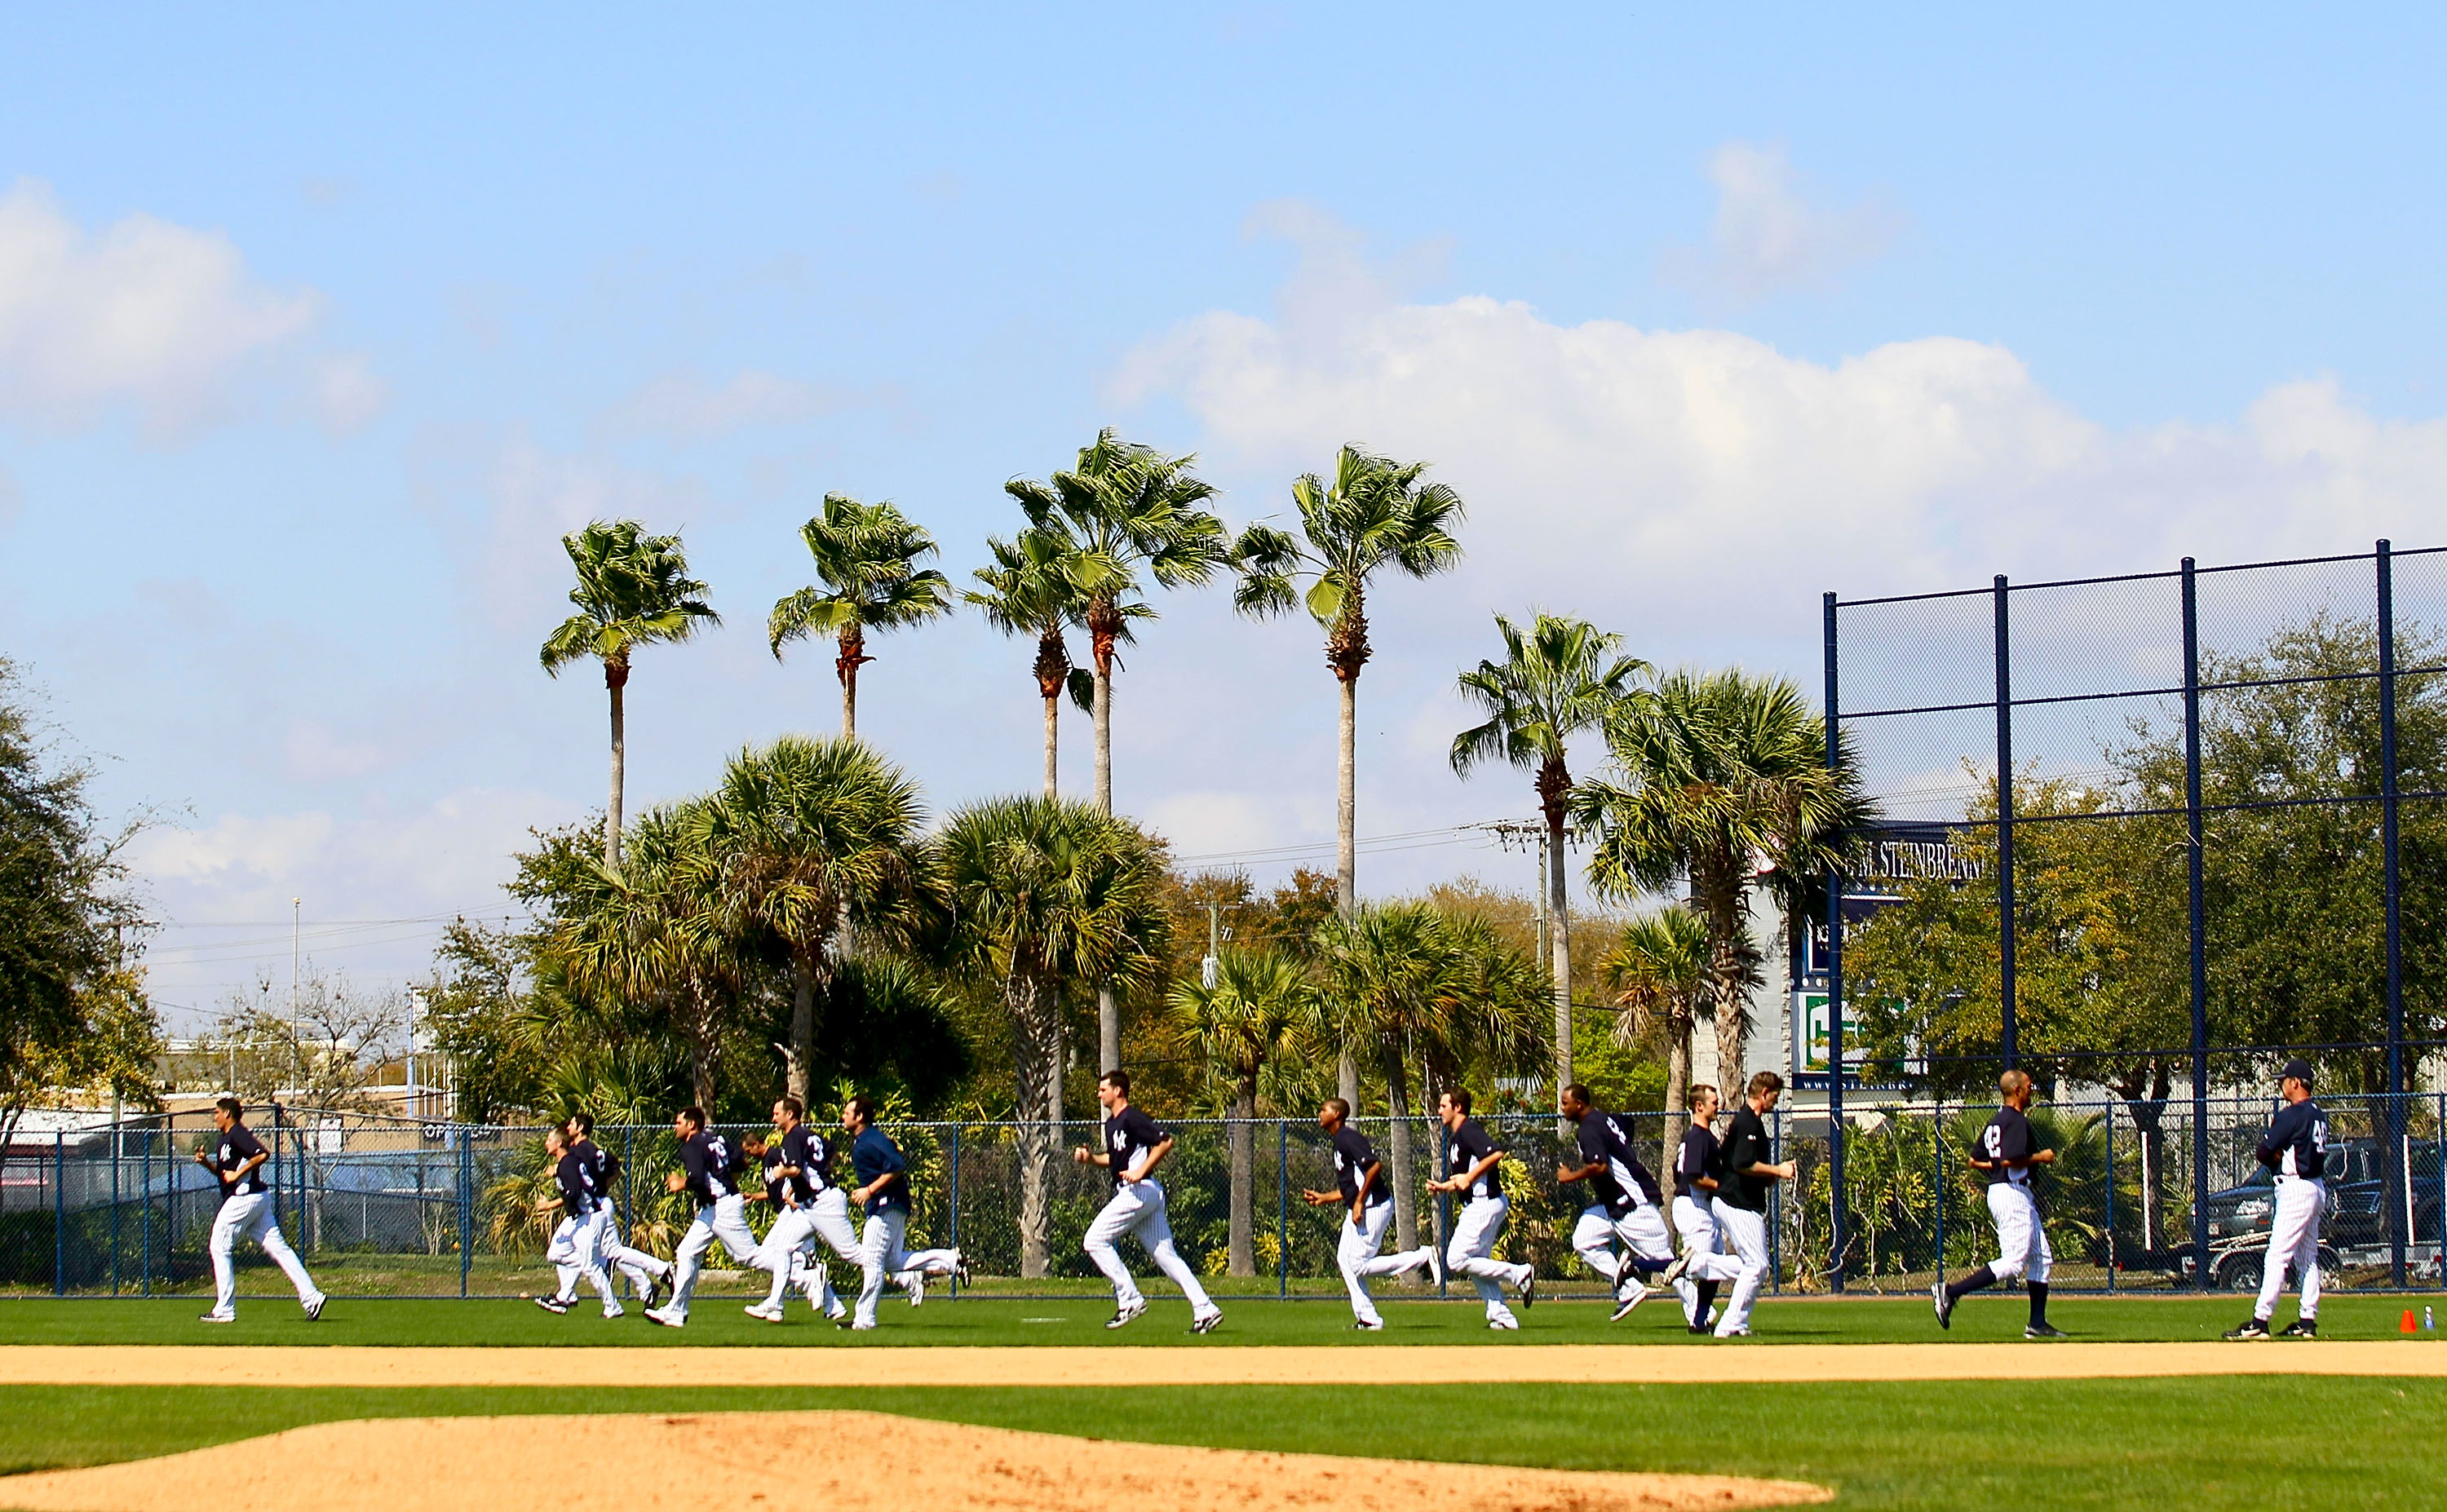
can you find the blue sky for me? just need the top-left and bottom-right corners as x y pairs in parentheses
(3, 6), (2444, 1025)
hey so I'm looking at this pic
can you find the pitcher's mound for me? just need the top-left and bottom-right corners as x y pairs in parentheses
(0, 1411), (1829, 1512)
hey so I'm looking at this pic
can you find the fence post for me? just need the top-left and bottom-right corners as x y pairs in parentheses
(1993, 574), (2018, 1069)
(141, 1125), (153, 1297)
(1277, 1120), (1289, 1300)
(1931, 1100), (1945, 1280)
(2181, 556), (2212, 1289)
(1768, 1106), (1783, 1294)
(1823, 588), (1847, 1293)
(2103, 1101), (2117, 1293)
(2377, 538), (2409, 1286)
(111, 1116), (122, 1297)
(53, 1131), (66, 1297)
(948, 1124), (961, 1299)
(458, 1134), (473, 1298)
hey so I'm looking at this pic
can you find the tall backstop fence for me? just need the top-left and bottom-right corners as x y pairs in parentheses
(1824, 540), (2447, 1291)
(6, 1103), (2441, 1299)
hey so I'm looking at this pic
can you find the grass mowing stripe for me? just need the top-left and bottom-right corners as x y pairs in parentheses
(0, 1380), (2439, 1511)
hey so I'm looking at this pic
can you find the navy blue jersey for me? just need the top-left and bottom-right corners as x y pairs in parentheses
(2259, 1099), (2330, 1179)
(1577, 1110), (1630, 1213)
(1978, 1107), (2042, 1189)
(1103, 1106), (1166, 1188)
(1330, 1124), (1390, 1207)
(678, 1130), (739, 1205)
(1715, 1106), (1772, 1212)
(1674, 1125), (1719, 1200)
(759, 1145), (791, 1205)
(1445, 1117), (1503, 1201)
(852, 1127), (909, 1214)
(1603, 1112), (1664, 1208)
(213, 1124), (270, 1197)
(775, 1125), (821, 1204)
(554, 1147), (600, 1215)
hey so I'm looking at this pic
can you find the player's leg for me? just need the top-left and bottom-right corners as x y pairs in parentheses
(577, 1211), (618, 1313)
(545, 1215), (584, 1306)
(2292, 1188), (2322, 1324)
(752, 1209), (813, 1315)
(1353, 1200), (1427, 1280)
(1936, 1185), (2013, 1328)
(205, 1194), (245, 1320)
(241, 1190), (323, 1311)
(1569, 1206), (1625, 1287)
(1133, 1185), (1220, 1326)
(712, 1196), (762, 1265)
(2023, 1196), (2058, 1335)
(852, 1211), (896, 1329)
(1448, 1196), (1518, 1324)
(1670, 1196), (1727, 1328)
(2252, 1183), (2312, 1326)
(659, 1210), (717, 1320)
(1082, 1184), (1148, 1315)
(1712, 1201), (1768, 1337)
(1612, 1202), (1675, 1315)
(1338, 1203), (1392, 1326)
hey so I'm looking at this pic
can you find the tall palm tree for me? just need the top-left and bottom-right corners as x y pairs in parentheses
(936, 794), (1170, 1276)
(540, 520), (720, 869)
(966, 528), (1095, 799)
(769, 494), (954, 738)
(1164, 945), (1315, 1276)
(1313, 902), (1545, 1256)
(686, 736), (931, 1103)
(1573, 668), (1865, 1089)
(1007, 428), (1226, 1072)
(1602, 905), (1713, 1163)
(551, 802), (741, 1108)
(1231, 444), (1465, 1107)
(1449, 612), (1648, 1100)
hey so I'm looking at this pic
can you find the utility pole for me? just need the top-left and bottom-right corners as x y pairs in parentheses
(290, 897), (303, 1099)
(1201, 904), (1223, 989)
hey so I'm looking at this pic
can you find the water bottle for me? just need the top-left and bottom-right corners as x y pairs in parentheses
(2427, 1306), (2436, 1331)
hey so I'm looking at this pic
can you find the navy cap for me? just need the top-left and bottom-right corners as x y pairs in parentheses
(2280, 1058), (2315, 1088)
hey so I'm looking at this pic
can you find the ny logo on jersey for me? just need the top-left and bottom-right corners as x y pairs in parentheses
(1111, 1129), (1128, 1153)
(1334, 1151), (1349, 1172)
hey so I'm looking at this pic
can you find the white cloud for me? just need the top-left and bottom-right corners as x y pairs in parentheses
(311, 351), (389, 433)
(1662, 142), (1904, 303)
(0, 179), (322, 435)
(610, 366), (851, 438)
(1144, 789), (1294, 861)
(0, 464), (19, 529)
(280, 718), (393, 783)
(454, 434), (713, 631)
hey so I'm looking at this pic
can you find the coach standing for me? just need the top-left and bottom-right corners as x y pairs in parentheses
(192, 1096), (325, 1324)
(2227, 1059), (2330, 1341)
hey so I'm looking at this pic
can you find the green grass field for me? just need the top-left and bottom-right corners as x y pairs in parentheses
(7, 1293), (2446, 1510)
(3, 1289), (2441, 1346)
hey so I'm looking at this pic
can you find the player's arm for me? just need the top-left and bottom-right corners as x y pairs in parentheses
(1555, 1158), (1604, 1185)
(1299, 1186), (1342, 1205)
(1126, 1134), (1174, 1183)
(665, 1169), (688, 1193)
(231, 1149), (269, 1181)
(1071, 1144), (1111, 1167)
(1454, 1147), (1504, 1191)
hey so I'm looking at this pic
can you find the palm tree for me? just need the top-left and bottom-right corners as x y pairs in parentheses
(541, 520), (720, 869)
(1313, 902), (1545, 1257)
(1573, 668), (1864, 1090)
(686, 736), (931, 1103)
(769, 494), (954, 737)
(1007, 428), (1227, 1072)
(966, 528), (1093, 799)
(1231, 444), (1465, 1106)
(1449, 612), (1648, 1100)
(1601, 905), (1712, 1160)
(936, 795), (1170, 1276)
(1164, 945), (1315, 1276)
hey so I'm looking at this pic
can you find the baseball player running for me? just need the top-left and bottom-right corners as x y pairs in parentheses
(1074, 1070), (1224, 1333)
(1707, 1072), (1794, 1338)
(1556, 1084), (1677, 1321)
(2227, 1058), (2331, 1341)
(744, 1099), (833, 1323)
(192, 1097), (325, 1323)
(1933, 1068), (2064, 1338)
(644, 1106), (760, 1328)
(1660, 1084), (1742, 1333)
(534, 1125), (619, 1316)
(1425, 1088), (1534, 1329)
(844, 1094), (965, 1330)
(1299, 1097), (1418, 1329)
(567, 1112), (670, 1308)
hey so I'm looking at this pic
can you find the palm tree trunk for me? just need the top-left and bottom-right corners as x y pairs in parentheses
(1042, 694), (1059, 799)
(604, 660), (629, 869)
(1011, 975), (1058, 1279)
(686, 983), (717, 1111)
(1384, 1050), (1418, 1258)
(1228, 1077), (1255, 1277)
(787, 953), (816, 1103)
(1336, 670), (1361, 1105)
(837, 625), (865, 738)
(1546, 808), (1572, 1102)
(1091, 630), (1119, 1075)
(1663, 1011), (1691, 1178)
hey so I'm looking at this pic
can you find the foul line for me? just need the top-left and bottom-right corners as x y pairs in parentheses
(2, 1342), (2445, 1388)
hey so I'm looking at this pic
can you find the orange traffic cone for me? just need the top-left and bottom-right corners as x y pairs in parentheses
(2403, 1309), (2418, 1333)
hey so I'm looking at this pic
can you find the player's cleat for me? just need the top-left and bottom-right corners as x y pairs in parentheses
(602, 1305), (625, 1320)
(1105, 1299), (1148, 1330)
(644, 1306), (684, 1329)
(1426, 1245), (1448, 1289)
(1611, 1286), (1647, 1323)
(2224, 1317), (2271, 1341)
(638, 1275), (663, 1310)
(534, 1296), (569, 1315)
(1352, 1318), (1384, 1331)
(953, 1254), (973, 1288)
(1715, 1324), (1751, 1338)
(2024, 1323), (2069, 1339)
(303, 1293), (325, 1321)
(1687, 1322), (1710, 1335)
(1931, 1280), (1954, 1330)
(199, 1311), (235, 1324)
(849, 1320), (878, 1332)
(905, 1271), (926, 1307)
(1517, 1270), (1538, 1309)
(1660, 1253), (1692, 1286)
(1488, 1315), (1520, 1331)
(1190, 1311), (1222, 1335)
(744, 1302), (784, 1322)
(2279, 1318), (2318, 1338)
(834, 1311), (855, 1329)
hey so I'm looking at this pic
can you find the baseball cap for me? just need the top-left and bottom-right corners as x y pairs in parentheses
(2280, 1057), (2315, 1088)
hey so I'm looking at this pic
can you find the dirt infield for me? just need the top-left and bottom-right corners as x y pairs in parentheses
(2, 1340), (2443, 1386)
(0, 1412), (1829, 1512)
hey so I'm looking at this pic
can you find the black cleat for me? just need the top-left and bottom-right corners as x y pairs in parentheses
(1932, 1280), (1954, 1330)
(533, 1296), (568, 1315)
(2279, 1318), (2318, 1338)
(2024, 1323), (2069, 1339)
(2224, 1317), (2271, 1341)
(1517, 1271), (1537, 1310)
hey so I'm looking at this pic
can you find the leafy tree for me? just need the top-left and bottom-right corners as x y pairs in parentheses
(1452, 612), (1648, 1098)
(1164, 944), (1316, 1275)
(936, 795), (1170, 1275)
(1576, 668), (1864, 1091)
(1601, 904), (1712, 1137)
(206, 964), (410, 1111)
(540, 521), (720, 869)
(768, 494), (954, 737)
(1007, 431), (1226, 1073)
(967, 528), (1092, 799)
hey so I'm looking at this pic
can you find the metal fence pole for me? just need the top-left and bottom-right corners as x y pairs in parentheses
(1768, 1107), (1783, 1293)
(2181, 556), (2212, 1288)
(111, 1119), (122, 1296)
(948, 1124), (961, 1299)
(141, 1126), (153, 1297)
(53, 1131), (66, 1296)
(1823, 588), (1847, 1293)
(1931, 1100), (1945, 1277)
(1993, 574), (2018, 1069)
(2377, 538), (2409, 1286)
(458, 1134), (473, 1298)
(1277, 1120), (1289, 1299)
(2103, 1101), (2117, 1293)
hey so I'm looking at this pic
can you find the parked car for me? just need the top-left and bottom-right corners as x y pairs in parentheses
(2198, 1138), (2442, 1289)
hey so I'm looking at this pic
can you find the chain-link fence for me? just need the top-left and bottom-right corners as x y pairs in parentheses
(1823, 540), (2447, 1289)
(9, 1099), (2443, 1298)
